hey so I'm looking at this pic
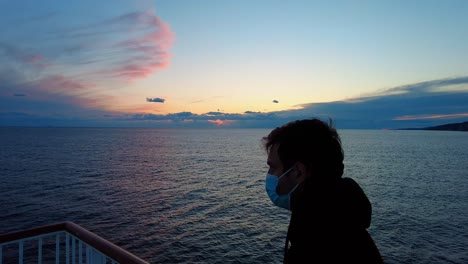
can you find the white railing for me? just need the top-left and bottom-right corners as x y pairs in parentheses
(0, 222), (148, 264)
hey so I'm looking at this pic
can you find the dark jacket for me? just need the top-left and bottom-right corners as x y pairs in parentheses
(284, 177), (383, 263)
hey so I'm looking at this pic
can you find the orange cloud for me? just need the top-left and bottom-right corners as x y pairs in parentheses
(393, 113), (468, 120)
(207, 119), (236, 126)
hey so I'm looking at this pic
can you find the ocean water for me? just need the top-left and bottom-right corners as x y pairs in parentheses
(0, 127), (467, 263)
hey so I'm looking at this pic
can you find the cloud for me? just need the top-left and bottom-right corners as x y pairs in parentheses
(393, 113), (468, 120)
(356, 76), (468, 99)
(35, 75), (93, 92)
(273, 100), (279, 103)
(2, 71), (467, 128)
(0, 7), (174, 116)
(291, 76), (468, 128)
(0, 54), (107, 113)
(207, 119), (236, 126)
(0, 4), (175, 124)
(0, 44), (49, 74)
(20, 54), (50, 68)
(0, 92), (110, 122)
(204, 111), (224, 116)
(146, 97), (165, 103)
(115, 110), (286, 128)
(74, 10), (175, 81)
(100, 12), (175, 80)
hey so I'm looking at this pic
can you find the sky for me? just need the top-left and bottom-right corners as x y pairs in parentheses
(1, 0), (467, 129)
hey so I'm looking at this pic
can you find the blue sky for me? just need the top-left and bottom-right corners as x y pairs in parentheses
(1, 0), (467, 128)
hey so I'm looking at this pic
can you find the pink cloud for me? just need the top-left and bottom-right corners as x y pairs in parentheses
(111, 61), (170, 79)
(37, 75), (94, 92)
(109, 10), (162, 28)
(208, 119), (236, 126)
(22, 55), (44, 63)
(2, 9), (175, 115)
(111, 12), (175, 81)
(17, 75), (103, 109)
(13, 87), (95, 112)
(21, 54), (51, 69)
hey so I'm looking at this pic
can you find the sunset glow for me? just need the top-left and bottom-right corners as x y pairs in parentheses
(1, 0), (467, 128)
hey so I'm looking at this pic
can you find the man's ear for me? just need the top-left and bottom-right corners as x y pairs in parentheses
(294, 161), (307, 184)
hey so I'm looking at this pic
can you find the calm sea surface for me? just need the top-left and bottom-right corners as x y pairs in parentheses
(1, 128), (467, 263)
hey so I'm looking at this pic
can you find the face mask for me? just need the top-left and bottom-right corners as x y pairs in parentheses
(265, 167), (299, 210)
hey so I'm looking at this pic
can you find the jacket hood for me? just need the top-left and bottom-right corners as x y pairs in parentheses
(334, 177), (372, 228)
(286, 177), (381, 263)
(293, 177), (372, 229)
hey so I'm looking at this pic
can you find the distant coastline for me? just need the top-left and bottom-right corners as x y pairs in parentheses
(397, 121), (468, 132)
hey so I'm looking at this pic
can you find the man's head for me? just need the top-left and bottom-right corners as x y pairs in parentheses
(263, 118), (344, 188)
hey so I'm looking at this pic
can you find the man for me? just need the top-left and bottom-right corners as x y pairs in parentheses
(263, 118), (383, 263)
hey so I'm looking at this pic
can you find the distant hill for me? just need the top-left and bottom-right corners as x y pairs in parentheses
(398, 121), (468, 131)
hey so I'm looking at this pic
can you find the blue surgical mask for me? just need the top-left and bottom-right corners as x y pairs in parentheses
(265, 167), (299, 210)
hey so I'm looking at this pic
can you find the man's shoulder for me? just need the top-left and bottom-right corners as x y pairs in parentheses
(338, 177), (366, 194)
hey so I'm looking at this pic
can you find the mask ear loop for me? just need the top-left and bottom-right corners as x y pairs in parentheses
(276, 165), (295, 194)
(278, 165), (295, 180)
(286, 178), (301, 210)
(289, 183), (300, 195)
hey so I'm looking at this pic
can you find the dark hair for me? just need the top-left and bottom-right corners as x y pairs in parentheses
(263, 118), (344, 180)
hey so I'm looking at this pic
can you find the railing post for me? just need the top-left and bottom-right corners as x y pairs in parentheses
(66, 233), (70, 264)
(72, 236), (76, 264)
(39, 237), (43, 264)
(91, 248), (104, 264)
(19, 240), (23, 264)
(0, 222), (148, 264)
(56, 233), (60, 264)
(86, 244), (91, 264)
(79, 240), (83, 264)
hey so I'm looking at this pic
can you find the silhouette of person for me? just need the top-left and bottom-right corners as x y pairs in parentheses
(263, 118), (383, 263)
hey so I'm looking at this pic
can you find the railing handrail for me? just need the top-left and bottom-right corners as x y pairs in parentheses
(0, 221), (149, 264)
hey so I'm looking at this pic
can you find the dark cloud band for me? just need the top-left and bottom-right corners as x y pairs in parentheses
(146, 97), (165, 103)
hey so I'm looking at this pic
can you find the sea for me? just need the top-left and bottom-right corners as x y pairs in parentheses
(0, 127), (467, 264)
